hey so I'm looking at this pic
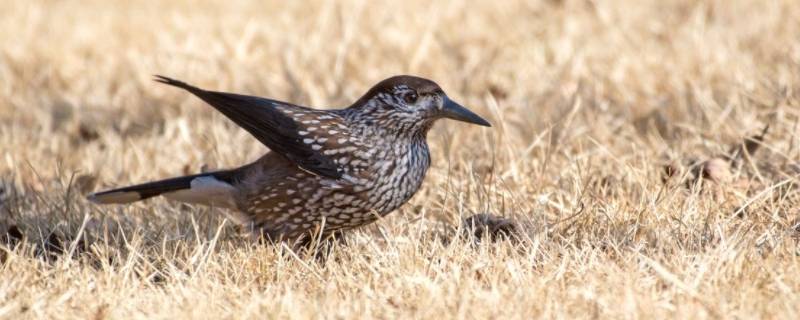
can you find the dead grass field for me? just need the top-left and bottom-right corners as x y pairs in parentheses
(1, 0), (799, 318)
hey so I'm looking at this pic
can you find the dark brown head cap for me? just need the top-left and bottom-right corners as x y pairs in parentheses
(351, 75), (443, 107)
(374, 75), (442, 93)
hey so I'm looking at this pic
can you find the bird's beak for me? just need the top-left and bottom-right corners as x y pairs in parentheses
(441, 97), (491, 127)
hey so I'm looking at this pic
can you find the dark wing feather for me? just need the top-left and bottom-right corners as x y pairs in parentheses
(154, 75), (342, 179)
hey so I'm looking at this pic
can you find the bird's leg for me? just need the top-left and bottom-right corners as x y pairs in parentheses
(293, 229), (348, 262)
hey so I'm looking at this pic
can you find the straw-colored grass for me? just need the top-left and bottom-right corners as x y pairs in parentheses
(1, 0), (799, 318)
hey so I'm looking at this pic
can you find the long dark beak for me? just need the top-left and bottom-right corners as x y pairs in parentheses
(441, 97), (491, 127)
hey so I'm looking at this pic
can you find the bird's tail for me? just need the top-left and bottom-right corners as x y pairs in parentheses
(87, 170), (241, 209)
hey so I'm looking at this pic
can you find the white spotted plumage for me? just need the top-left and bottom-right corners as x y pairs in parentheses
(89, 75), (489, 245)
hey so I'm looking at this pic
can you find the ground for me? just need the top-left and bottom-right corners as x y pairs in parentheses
(1, 0), (799, 318)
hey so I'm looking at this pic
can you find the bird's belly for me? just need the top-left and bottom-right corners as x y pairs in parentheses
(361, 166), (427, 216)
(288, 168), (426, 232)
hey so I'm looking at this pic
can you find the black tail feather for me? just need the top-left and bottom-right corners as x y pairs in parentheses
(153, 75), (199, 92)
(87, 170), (238, 204)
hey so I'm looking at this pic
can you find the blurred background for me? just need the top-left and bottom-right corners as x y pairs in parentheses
(2, 0), (799, 242)
(1, 0), (799, 318)
(1, 0), (797, 184)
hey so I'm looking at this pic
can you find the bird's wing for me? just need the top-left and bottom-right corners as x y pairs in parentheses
(154, 75), (366, 180)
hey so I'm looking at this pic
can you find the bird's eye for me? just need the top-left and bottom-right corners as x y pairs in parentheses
(403, 92), (418, 104)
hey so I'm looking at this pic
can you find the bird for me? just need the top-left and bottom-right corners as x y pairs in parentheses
(88, 75), (491, 246)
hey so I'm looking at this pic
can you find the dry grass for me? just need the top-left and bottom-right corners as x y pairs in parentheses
(1, 0), (800, 318)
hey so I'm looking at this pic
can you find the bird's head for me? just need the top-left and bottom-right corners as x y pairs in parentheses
(346, 75), (491, 136)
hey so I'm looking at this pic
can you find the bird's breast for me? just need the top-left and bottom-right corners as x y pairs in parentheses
(355, 140), (431, 215)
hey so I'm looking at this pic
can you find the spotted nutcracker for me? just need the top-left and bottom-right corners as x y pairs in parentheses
(89, 75), (491, 243)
